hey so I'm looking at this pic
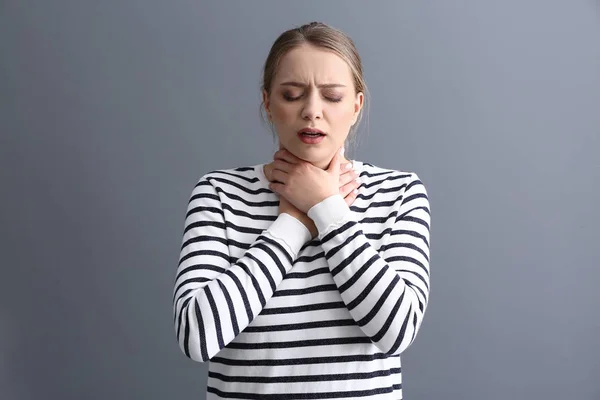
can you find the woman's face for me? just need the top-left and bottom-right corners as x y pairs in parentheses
(263, 43), (363, 168)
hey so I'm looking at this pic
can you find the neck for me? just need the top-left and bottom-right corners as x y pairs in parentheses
(277, 145), (350, 169)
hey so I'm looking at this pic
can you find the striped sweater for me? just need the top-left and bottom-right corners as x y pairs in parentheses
(173, 159), (431, 399)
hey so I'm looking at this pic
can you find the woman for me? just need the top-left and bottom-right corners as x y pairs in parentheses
(173, 22), (431, 399)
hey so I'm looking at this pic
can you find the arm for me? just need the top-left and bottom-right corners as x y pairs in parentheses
(173, 176), (311, 362)
(307, 173), (431, 356)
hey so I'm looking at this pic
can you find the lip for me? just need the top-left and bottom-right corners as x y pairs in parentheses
(297, 127), (326, 135)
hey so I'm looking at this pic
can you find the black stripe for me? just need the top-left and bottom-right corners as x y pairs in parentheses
(356, 275), (400, 327)
(372, 279), (405, 343)
(321, 220), (355, 244)
(175, 263), (223, 283)
(210, 170), (261, 183)
(183, 307), (190, 358)
(183, 219), (225, 235)
(260, 235), (293, 265)
(179, 248), (229, 266)
(237, 259), (266, 307)
(329, 242), (370, 276)
(207, 385), (398, 399)
(405, 280), (428, 303)
(211, 352), (388, 366)
(357, 168), (396, 178)
(387, 303), (413, 355)
(401, 192), (428, 207)
(181, 234), (227, 252)
(185, 205), (223, 220)
(396, 205), (431, 220)
(205, 286), (224, 350)
(208, 367), (401, 383)
(246, 252), (276, 293)
(402, 215), (429, 230)
(295, 252), (327, 264)
(243, 318), (357, 333)
(214, 185), (279, 208)
(338, 254), (378, 294)
(253, 242), (287, 277)
(405, 178), (423, 191)
(272, 284), (338, 297)
(260, 301), (346, 315)
(217, 279), (239, 337)
(211, 176), (272, 196)
(173, 277), (210, 303)
(387, 256), (430, 286)
(223, 269), (254, 324)
(326, 230), (363, 260)
(362, 174), (411, 189)
(225, 336), (372, 350)
(285, 266), (329, 279)
(194, 299), (209, 360)
(346, 267), (390, 311)
(221, 202), (278, 221)
(381, 241), (429, 262)
(176, 296), (191, 344)
(350, 199), (398, 212)
(223, 220), (265, 235)
(391, 229), (430, 248)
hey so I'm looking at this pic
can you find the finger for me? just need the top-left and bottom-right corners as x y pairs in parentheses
(338, 162), (354, 181)
(327, 146), (344, 176)
(339, 169), (359, 186)
(268, 181), (282, 194)
(270, 167), (288, 184)
(343, 188), (359, 207)
(274, 148), (301, 164)
(341, 161), (354, 172)
(272, 159), (293, 173)
(339, 178), (360, 197)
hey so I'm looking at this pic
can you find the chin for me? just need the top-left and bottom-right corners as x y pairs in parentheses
(288, 146), (328, 164)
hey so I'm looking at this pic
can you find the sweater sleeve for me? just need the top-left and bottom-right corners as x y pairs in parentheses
(307, 172), (431, 356)
(173, 176), (311, 362)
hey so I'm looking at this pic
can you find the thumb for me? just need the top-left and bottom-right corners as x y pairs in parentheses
(328, 146), (344, 175)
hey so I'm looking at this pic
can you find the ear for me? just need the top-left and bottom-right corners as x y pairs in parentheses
(262, 90), (271, 119)
(352, 91), (364, 125)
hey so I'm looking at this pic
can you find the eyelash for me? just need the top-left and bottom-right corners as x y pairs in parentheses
(283, 93), (342, 103)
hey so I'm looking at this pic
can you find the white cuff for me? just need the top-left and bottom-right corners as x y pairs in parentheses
(307, 194), (352, 236)
(264, 213), (312, 258)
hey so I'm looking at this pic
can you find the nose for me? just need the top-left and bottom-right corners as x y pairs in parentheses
(301, 91), (323, 121)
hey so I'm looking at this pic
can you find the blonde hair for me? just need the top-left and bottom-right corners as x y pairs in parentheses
(260, 22), (369, 154)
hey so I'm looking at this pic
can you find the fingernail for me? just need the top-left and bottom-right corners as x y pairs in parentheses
(344, 163), (352, 170)
(355, 177), (361, 183)
(340, 147), (345, 156)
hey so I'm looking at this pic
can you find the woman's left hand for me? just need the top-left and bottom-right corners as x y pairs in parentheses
(267, 147), (345, 213)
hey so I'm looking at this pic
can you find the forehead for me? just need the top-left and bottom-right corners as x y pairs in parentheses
(274, 44), (353, 84)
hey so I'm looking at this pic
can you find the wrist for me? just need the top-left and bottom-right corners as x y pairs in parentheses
(283, 211), (317, 239)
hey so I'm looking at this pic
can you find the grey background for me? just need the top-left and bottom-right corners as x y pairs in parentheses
(1, 1), (599, 399)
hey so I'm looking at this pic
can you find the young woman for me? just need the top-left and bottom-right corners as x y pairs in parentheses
(173, 22), (431, 399)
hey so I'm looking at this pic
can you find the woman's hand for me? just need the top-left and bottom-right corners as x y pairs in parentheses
(266, 147), (361, 213)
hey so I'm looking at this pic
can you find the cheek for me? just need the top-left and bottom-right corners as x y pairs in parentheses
(271, 102), (297, 122)
(328, 103), (356, 126)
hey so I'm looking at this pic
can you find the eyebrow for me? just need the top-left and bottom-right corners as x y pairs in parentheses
(279, 81), (346, 89)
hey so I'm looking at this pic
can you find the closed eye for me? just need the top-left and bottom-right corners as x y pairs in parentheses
(283, 93), (343, 103)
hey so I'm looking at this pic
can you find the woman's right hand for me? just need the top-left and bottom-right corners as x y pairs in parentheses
(265, 161), (361, 207)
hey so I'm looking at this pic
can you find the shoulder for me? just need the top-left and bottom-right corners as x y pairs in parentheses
(192, 162), (260, 184)
(192, 163), (265, 195)
(357, 160), (429, 210)
(358, 161), (426, 192)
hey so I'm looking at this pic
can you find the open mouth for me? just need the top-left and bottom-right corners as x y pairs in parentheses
(298, 128), (325, 137)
